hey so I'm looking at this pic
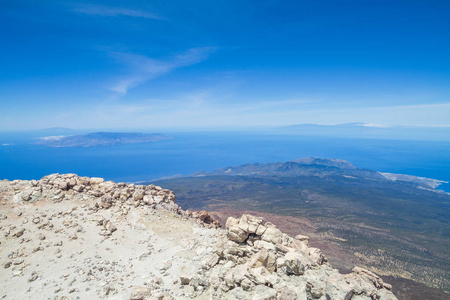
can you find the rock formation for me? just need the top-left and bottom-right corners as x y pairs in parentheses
(0, 174), (397, 299)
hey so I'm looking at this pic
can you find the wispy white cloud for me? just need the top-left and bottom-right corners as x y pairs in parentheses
(73, 5), (161, 19)
(109, 47), (217, 95)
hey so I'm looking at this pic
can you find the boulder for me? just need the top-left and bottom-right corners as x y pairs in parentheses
(288, 239), (308, 253)
(226, 217), (239, 229)
(294, 234), (310, 246)
(238, 214), (264, 234)
(254, 240), (276, 252)
(261, 227), (283, 244)
(56, 180), (68, 190)
(255, 224), (267, 236)
(142, 195), (153, 204)
(309, 247), (327, 265)
(191, 210), (221, 228)
(248, 250), (276, 273)
(68, 178), (77, 187)
(153, 196), (164, 204)
(90, 177), (105, 185)
(228, 225), (249, 243)
(284, 252), (311, 275)
(20, 190), (32, 201)
(100, 195), (113, 209)
(247, 266), (275, 286)
(73, 185), (84, 192)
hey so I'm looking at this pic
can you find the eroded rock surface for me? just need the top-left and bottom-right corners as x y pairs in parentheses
(0, 174), (397, 299)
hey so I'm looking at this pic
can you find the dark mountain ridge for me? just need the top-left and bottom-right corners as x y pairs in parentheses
(193, 157), (445, 191)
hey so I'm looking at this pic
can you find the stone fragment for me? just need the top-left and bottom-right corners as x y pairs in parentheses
(156, 294), (176, 300)
(13, 228), (25, 237)
(73, 185), (84, 192)
(309, 247), (327, 265)
(13, 259), (23, 265)
(240, 277), (253, 290)
(130, 285), (151, 300)
(13, 270), (23, 277)
(21, 190), (32, 201)
(275, 244), (290, 254)
(104, 220), (117, 233)
(204, 253), (220, 269)
(191, 210), (221, 228)
(344, 290), (354, 300)
(160, 261), (172, 271)
(180, 276), (191, 285)
(277, 288), (298, 300)
(247, 249), (276, 272)
(100, 195), (113, 208)
(89, 190), (103, 197)
(247, 266), (274, 285)
(28, 272), (38, 282)
(352, 267), (384, 289)
(91, 215), (105, 226)
(252, 285), (277, 300)
(295, 234), (310, 246)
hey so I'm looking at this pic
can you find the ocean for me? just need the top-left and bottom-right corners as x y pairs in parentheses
(1, 131), (449, 192)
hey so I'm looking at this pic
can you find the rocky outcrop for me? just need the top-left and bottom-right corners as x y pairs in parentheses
(207, 214), (396, 299)
(1, 173), (178, 214)
(0, 174), (397, 300)
(186, 210), (221, 229)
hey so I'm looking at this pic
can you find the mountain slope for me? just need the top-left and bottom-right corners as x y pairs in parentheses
(152, 159), (450, 294)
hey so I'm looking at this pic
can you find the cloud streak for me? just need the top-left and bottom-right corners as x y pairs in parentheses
(109, 47), (217, 95)
(74, 5), (161, 19)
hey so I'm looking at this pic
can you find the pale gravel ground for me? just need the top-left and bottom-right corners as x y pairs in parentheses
(0, 196), (221, 300)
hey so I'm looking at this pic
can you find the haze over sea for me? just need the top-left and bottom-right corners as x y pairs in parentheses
(1, 131), (449, 193)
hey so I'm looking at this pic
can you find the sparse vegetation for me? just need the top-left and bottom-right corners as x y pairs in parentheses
(153, 173), (450, 293)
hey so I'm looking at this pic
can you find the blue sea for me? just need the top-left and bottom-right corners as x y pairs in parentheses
(1, 131), (449, 192)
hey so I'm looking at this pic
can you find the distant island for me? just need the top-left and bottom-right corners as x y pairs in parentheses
(190, 157), (447, 191)
(37, 132), (172, 147)
(276, 123), (450, 141)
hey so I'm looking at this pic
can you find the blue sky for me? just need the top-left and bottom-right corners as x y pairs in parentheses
(1, 0), (449, 130)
